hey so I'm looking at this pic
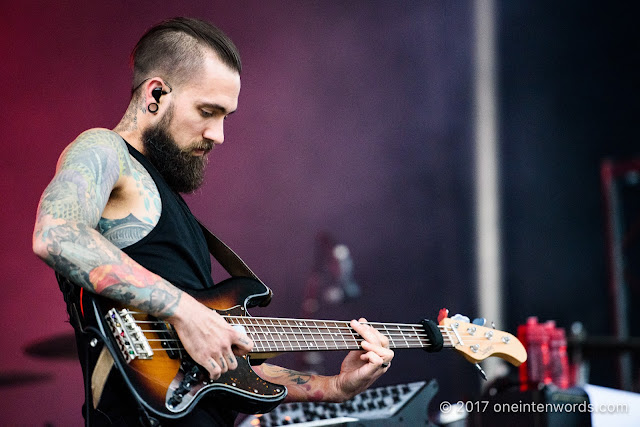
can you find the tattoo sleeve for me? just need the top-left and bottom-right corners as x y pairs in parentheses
(33, 129), (183, 318)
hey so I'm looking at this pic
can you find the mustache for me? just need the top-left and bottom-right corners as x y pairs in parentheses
(189, 141), (214, 153)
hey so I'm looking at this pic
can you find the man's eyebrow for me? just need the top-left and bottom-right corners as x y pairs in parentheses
(199, 102), (237, 115)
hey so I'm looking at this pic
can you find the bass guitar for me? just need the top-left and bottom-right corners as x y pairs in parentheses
(82, 276), (526, 419)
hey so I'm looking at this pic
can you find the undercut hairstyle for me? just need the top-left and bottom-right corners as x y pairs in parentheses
(130, 17), (241, 93)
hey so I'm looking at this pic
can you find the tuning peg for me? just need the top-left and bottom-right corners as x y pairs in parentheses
(491, 322), (496, 329)
(474, 363), (487, 381)
(472, 318), (486, 326)
(451, 314), (470, 323)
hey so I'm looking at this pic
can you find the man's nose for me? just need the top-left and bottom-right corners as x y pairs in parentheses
(203, 120), (224, 145)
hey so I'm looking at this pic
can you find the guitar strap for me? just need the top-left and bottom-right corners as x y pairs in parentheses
(196, 219), (265, 284)
(91, 345), (114, 409)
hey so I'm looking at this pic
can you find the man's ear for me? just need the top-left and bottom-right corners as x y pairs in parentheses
(144, 78), (172, 102)
(143, 78), (171, 114)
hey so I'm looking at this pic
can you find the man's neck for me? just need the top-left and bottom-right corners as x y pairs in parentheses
(114, 107), (145, 154)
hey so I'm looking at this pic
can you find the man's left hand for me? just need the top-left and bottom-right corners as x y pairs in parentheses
(331, 317), (394, 401)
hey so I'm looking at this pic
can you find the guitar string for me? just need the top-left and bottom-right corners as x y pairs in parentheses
(136, 338), (507, 356)
(140, 338), (435, 346)
(127, 316), (483, 339)
(145, 342), (437, 352)
(121, 310), (456, 331)
(131, 330), (432, 341)
(123, 311), (445, 329)
(142, 338), (447, 352)
(123, 309), (490, 335)
(125, 322), (505, 344)
(141, 337), (435, 348)
(134, 331), (499, 353)
(128, 325), (503, 343)
(147, 337), (432, 347)
(123, 311), (469, 330)
(138, 336), (437, 350)
(129, 322), (437, 337)
(136, 328), (508, 353)
(129, 321), (500, 342)
(129, 320), (436, 332)
(136, 329), (435, 341)
(142, 333), (505, 353)
(127, 318), (447, 336)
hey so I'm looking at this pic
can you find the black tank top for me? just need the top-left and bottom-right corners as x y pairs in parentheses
(61, 141), (233, 425)
(122, 141), (214, 291)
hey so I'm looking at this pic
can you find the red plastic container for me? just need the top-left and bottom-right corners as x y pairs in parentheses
(518, 317), (551, 390)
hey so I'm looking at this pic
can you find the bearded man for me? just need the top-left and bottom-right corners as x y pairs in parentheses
(33, 17), (393, 426)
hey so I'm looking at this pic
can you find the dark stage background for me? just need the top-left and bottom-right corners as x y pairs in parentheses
(0, 1), (636, 425)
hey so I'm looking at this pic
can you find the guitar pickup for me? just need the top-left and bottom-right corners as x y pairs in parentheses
(156, 321), (180, 359)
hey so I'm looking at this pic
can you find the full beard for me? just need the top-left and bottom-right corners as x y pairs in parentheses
(142, 107), (210, 194)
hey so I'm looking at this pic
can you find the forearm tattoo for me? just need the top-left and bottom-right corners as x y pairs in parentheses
(90, 256), (182, 318)
(258, 364), (326, 402)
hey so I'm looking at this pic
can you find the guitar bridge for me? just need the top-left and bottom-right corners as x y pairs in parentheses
(105, 308), (154, 362)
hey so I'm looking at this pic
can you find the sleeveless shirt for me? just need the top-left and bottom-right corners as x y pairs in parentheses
(59, 141), (237, 427)
(118, 142), (236, 424)
(122, 141), (214, 291)
(70, 141), (234, 425)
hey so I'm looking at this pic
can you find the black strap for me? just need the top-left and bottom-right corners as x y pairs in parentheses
(196, 219), (264, 285)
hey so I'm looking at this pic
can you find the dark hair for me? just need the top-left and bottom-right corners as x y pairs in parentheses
(131, 17), (241, 91)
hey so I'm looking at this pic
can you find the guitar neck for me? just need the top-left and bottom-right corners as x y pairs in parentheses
(224, 316), (447, 354)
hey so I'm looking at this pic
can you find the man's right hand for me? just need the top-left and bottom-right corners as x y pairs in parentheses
(169, 295), (254, 379)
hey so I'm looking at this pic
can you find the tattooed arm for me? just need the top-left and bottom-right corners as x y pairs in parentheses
(253, 318), (394, 402)
(33, 128), (252, 378)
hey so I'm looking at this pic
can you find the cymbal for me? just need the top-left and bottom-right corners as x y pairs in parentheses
(23, 332), (77, 360)
(0, 371), (53, 388)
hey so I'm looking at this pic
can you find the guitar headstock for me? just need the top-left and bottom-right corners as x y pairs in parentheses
(439, 312), (527, 366)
